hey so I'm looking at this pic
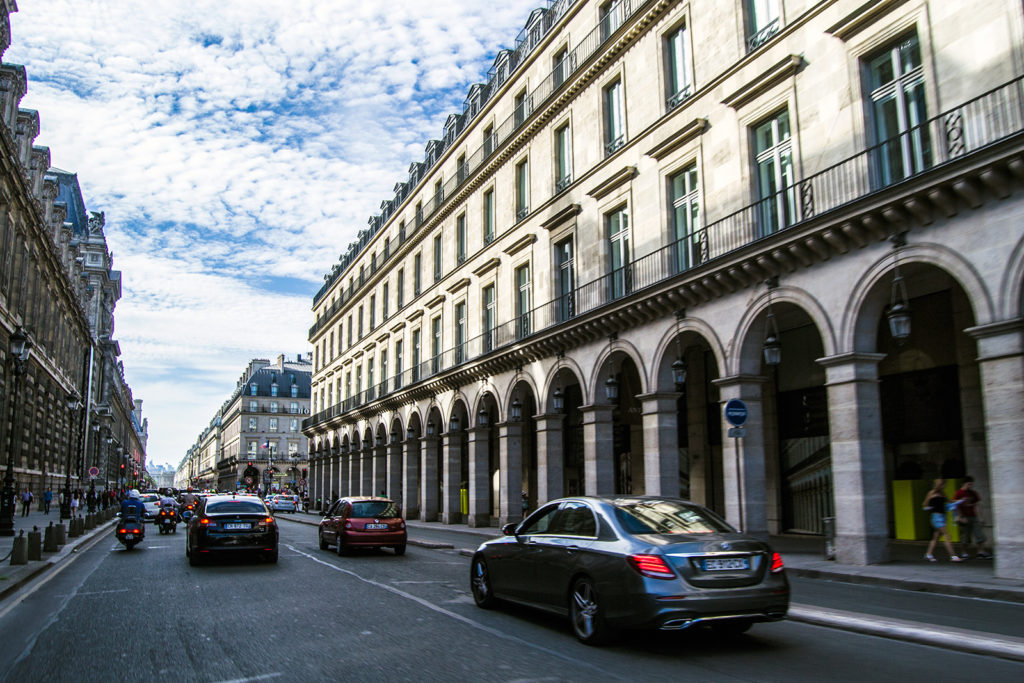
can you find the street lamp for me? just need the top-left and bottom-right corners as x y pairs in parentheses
(61, 393), (81, 520)
(1, 327), (33, 537)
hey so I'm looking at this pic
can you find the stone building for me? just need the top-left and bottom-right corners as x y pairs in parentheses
(178, 354), (312, 494)
(0, 2), (145, 533)
(304, 0), (1024, 579)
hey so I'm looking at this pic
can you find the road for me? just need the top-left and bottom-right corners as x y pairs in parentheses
(1, 517), (1022, 682)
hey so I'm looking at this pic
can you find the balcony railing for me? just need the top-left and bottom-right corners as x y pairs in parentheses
(304, 75), (1024, 431)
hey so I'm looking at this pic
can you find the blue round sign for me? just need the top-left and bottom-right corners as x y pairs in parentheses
(724, 399), (748, 427)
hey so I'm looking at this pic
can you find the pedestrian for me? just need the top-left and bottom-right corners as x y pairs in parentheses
(70, 490), (80, 517)
(43, 488), (53, 514)
(953, 476), (993, 560)
(922, 478), (963, 562)
(20, 489), (32, 517)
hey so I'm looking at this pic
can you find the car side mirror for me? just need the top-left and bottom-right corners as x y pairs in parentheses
(502, 522), (518, 536)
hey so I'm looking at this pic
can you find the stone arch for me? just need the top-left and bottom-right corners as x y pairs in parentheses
(652, 315), (727, 392)
(998, 231), (1024, 319)
(542, 355), (584, 412)
(589, 338), (648, 405)
(733, 285), (838, 376)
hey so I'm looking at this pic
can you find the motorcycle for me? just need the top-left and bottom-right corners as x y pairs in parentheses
(157, 506), (178, 534)
(116, 509), (145, 550)
(181, 502), (195, 522)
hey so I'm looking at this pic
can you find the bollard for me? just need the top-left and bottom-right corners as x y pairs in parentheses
(10, 530), (28, 565)
(28, 526), (42, 561)
(76, 517), (86, 536)
(44, 522), (58, 552)
(84, 513), (95, 530)
(55, 522), (67, 545)
(68, 517), (81, 538)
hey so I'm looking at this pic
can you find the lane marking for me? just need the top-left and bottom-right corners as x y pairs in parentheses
(286, 544), (620, 677)
(214, 674), (283, 683)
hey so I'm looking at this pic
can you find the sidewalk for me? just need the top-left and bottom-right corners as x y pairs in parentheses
(0, 505), (117, 601)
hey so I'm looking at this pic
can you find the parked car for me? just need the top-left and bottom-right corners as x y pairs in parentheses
(268, 495), (297, 513)
(318, 497), (407, 555)
(469, 496), (789, 645)
(186, 494), (278, 565)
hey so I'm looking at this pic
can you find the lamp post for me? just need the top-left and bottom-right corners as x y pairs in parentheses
(61, 393), (81, 520)
(1, 327), (32, 536)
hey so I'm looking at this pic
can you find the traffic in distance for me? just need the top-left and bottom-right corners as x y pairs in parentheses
(114, 489), (789, 645)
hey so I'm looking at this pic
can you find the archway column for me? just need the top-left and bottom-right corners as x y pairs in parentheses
(467, 426), (491, 527)
(348, 449), (359, 497)
(402, 437), (421, 519)
(373, 442), (387, 497)
(420, 436), (439, 522)
(387, 439), (402, 503)
(498, 420), (524, 526)
(818, 352), (888, 565)
(967, 319), (1024, 580)
(360, 445), (373, 496)
(580, 405), (614, 496)
(329, 453), (339, 503)
(441, 431), (464, 524)
(639, 393), (682, 497)
(713, 376), (769, 538)
(535, 413), (564, 506)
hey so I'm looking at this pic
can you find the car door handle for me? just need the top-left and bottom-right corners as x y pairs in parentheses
(567, 545), (580, 553)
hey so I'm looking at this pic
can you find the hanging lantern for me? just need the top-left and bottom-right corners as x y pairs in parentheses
(887, 266), (912, 341)
(671, 357), (687, 390)
(406, 426), (415, 440)
(477, 406), (489, 427)
(552, 385), (564, 412)
(427, 420), (436, 437)
(510, 397), (522, 422)
(604, 373), (619, 402)
(449, 414), (460, 432)
(763, 307), (781, 366)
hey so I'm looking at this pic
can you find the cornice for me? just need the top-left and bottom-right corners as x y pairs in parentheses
(722, 55), (804, 110)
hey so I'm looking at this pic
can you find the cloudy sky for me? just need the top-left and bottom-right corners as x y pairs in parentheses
(6, 0), (540, 469)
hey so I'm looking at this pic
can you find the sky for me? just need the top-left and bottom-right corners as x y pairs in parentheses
(6, 0), (541, 469)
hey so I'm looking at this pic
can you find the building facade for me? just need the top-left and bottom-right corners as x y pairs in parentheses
(1, 1), (146, 532)
(178, 354), (312, 494)
(304, 0), (1024, 579)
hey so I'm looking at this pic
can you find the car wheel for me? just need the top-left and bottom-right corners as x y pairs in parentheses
(394, 544), (406, 556)
(710, 619), (753, 636)
(265, 549), (279, 563)
(470, 555), (497, 609)
(336, 535), (347, 556)
(570, 577), (610, 645)
(318, 531), (328, 550)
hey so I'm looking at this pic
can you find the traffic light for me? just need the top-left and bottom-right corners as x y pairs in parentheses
(248, 460), (253, 467)
(120, 463), (125, 471)
(302, 468), (307, 478)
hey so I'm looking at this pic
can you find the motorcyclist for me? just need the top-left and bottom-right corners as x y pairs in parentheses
(119, 489), (146, 538)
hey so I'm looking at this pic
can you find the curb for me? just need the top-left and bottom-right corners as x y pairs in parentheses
(788, 605), (1024, 663)
(786, 566), (1024, 604)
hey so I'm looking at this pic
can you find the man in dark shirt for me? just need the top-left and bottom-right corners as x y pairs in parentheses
(953, 476), (992, 559)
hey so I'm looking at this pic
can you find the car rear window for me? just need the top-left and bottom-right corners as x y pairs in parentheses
(613, 501), (734, 535)
(350, 501), (399, 518)
(206, 500), (267, 514)
(141, 495), (160, 503)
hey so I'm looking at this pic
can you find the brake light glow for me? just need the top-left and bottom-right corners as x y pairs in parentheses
(627, 554), (676, 579)
(265, 517), (275, 524)
(199, 518), (211, 526)
(770, 552), (785, 574)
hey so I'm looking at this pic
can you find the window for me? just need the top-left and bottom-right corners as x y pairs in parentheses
(600, 0), (624, 41)
(248, 441), (257, 456)
(412, 328), (421, 382)
(290, 401), (299, 414)
(345, 372), (351, 401)
(457, 154), (467, 184)
(337, 325), (343, 354)
(555, 238), (575, 322)
(382, 282), (390, 319)
(665, 23), (692, 110)
(483, 124), (495, 157)
(347, 315), (353, 346)
(555, 124), (572, 192)
(483, 284), (496, 352)
(397, 268), (405, 308)
(415, 201), (423, 226)
(249, 400), (258, 412)
(747, 0), (780, 52)
(604, 80), (625, 155)
(380, 348), (388, 394)
(516, 264), (531, 339)
(434, 179), (443, 208)
(455, 301), (467, 363)
(431, 315), (442, 375)
(289, 442), (298, 456)
(483, 189), (495, 244)
(433, 233), (443, 282)
(369, 294), (376, 330)
(514, 89), (529, 128)
(248, 417), (258, 431)
(271, 382), (278, 396)
(394, 339), (404, 390)
(250, 383), (258, 396)
(607, 206), (631, 299)
(269, 418), (278, 432)
(291, 419), (298, 431)
(356, 366), (363, 397)
(866, 33), (930, 187)
(670, 164), (701, 271)
(358, 305), (364, 339)
(367, 358), (375, 399)
(553, 46), (570, 88)
(456, 214), (467, 264)
(515, 159), (529, 220)
(291, 384), (298, 398)
(753, 109), (795, 236)
(413, 254), (422, 296)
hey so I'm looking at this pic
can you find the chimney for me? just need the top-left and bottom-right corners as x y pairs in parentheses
(277, 354), (285, 369)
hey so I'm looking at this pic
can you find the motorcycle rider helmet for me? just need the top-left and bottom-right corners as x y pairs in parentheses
(129, 489), (141, 499)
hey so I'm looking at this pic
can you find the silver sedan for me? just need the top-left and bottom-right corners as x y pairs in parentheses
(469, 496), (790, 645)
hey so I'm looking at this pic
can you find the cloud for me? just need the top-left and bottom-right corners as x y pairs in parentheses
(5, 0), (540, 467)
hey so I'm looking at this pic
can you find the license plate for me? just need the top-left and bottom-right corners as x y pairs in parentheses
(703, 557), (749, 571)
(124, 534), (135, 540)
(364, 523), (388, 530)
(224, 523), (250, 530)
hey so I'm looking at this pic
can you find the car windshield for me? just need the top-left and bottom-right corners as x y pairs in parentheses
(613, 500), (735, 535)
(206, 500), (267, 514)
(350, 501), (399, 518)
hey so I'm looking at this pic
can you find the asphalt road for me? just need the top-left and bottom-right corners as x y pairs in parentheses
(1, 518), (1022, 682)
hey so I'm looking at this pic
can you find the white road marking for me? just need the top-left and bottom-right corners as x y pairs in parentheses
(285, 544), (620, 678)
(214, 674), (283, 683)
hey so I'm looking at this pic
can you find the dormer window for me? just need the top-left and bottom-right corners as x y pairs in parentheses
(271, 383), (278, 397)
(250, 383), (258, 396)
(291, 385), (298, 398)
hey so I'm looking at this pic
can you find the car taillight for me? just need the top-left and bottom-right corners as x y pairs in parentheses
(627, 554), (676, 580)
(199, 518), (213, 527)
(770, 552), (785, 574)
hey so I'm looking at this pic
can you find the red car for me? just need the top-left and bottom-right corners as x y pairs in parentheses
(319, 497), (407, 556)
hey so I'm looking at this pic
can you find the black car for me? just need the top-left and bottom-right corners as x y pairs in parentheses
(186, 494), (279, 565)
(470, 496), (789, 645)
